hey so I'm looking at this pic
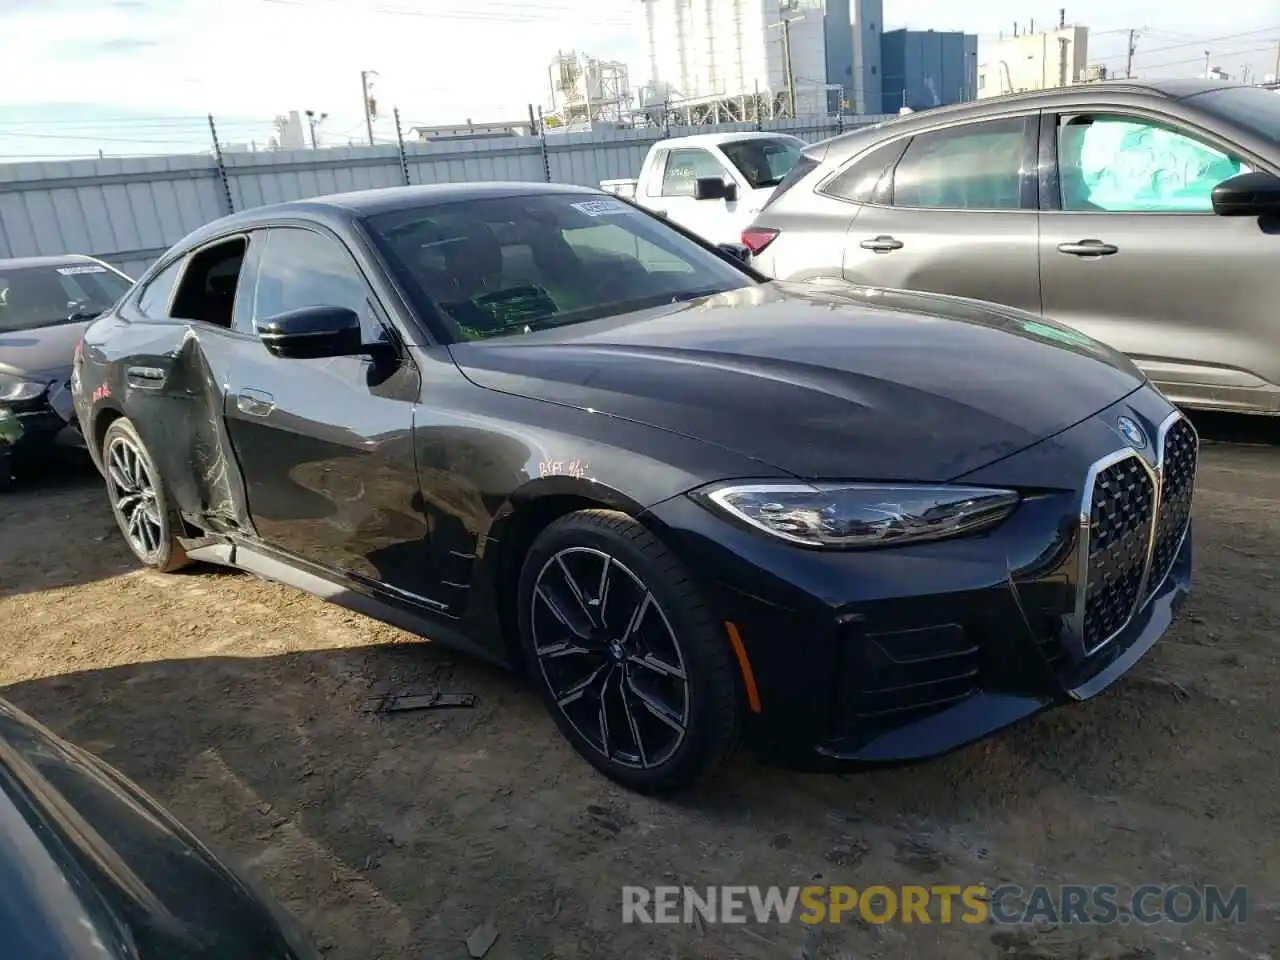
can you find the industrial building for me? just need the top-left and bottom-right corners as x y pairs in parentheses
(880, 29), (978, 112)
(633, 0), (979, 122)
(546, 51), (633, 126)
(977, 20), (1090, 97)
(634, 0), (883, 120)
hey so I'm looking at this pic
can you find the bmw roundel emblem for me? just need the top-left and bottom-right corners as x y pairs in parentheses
(1116, 416), (1147, 449)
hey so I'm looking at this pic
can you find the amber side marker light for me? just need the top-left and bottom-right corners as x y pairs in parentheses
(725, 621), (762, 714)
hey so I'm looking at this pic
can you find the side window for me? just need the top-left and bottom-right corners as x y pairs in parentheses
(644, 150), (668, 197)
(136, 259), (184, 317)
(822, 139), (909, 204)
(661, 149), (729, 198)
(254, 228), (388, 343)
(1056, 115), (1252, 212)
(169, 238), (248, 329)
(891, 117), (1029, 211)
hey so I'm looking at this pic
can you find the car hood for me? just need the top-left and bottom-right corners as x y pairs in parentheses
(0, 697), (316, 959)
(448, 280), (1146, 481)
(0, 320), (89, 380)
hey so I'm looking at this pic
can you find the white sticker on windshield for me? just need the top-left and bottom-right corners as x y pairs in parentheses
(571, 199), (630, 217)
(56, 264), (108, 275)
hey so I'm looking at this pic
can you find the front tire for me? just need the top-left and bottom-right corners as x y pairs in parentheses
(102, 418), (190, 572)
(517, 509), (740, 794)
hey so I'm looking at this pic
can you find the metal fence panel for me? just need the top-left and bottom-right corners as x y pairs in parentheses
(0, 115), (892, 277)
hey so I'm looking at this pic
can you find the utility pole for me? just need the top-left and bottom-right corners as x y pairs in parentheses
(1204, 50), (1211, 79)
(769, 0), (803, 119)
(1272, 40), (1279, 84)
(304, 109), (327, 149)
(1125, 29), (1140, 79)
(360, 70), (379, 146)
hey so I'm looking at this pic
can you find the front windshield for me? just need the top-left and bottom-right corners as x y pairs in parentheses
(1191, 86), (1280, 143)
(720, 137), (805, 188)
(0, 262), (131, 333)
(366, 193), (756, 342)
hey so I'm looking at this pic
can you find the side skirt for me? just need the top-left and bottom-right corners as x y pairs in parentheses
(179, 535), (514, 670)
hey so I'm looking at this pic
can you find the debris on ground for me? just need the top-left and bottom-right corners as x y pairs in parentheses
(361, 691), (477, 714)
(465, 921), (499, 959)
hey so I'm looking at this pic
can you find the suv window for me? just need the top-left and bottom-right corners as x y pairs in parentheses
(661, 149), (729, 198)
(137, 259), (184, 317)
(891, 117), (1028, 210)
(1056, 114), (1252, 212)
(253, 228), (389, 343)
(822, 139), (909, 204)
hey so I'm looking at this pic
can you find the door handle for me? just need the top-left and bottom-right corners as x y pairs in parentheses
(1057, 239), (1119, 257)
(126, 365), (168, 389)
(860, 235), (904, 253)
(236, 388), (275, 418)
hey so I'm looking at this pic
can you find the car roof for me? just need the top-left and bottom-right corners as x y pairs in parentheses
(170, 181), (611, 254)
(898, 78), (1247, 120)
(814, 79), (1256, 160)
(0, 254), (106, 270)
(250, 180), (602, 219)
(657, 131), (805, 148)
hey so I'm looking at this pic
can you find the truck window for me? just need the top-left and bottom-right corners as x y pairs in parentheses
(661, 149), (729, 198)
(720, 137), (804, 188)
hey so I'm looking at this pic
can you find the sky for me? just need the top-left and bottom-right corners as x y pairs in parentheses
(0, 0), (1276, 160)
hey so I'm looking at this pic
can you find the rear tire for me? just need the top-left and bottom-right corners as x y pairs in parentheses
(101, 418), (190, 572)
(517, 509), (740, 794)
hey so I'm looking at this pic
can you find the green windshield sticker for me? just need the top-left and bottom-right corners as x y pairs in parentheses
(1019, 320), (1098, 349)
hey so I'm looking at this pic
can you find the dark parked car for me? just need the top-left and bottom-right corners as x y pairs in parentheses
(0, 255), (132, 484)
(0, 696), (317, 958)
(72, 182), (1197, 793)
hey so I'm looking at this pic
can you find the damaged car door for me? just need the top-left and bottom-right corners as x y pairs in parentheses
(220, 226), (441, 612)
(108, 234), (259, 535)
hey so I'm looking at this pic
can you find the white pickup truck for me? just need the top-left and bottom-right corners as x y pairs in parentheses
(600, 131), (806, 246)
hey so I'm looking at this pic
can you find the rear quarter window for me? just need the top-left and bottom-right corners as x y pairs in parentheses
(760, 154), (820, 210)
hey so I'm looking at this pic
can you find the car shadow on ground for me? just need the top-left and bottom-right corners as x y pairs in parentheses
(0, 458), (143, 597)
(1, 626), (1271, 959)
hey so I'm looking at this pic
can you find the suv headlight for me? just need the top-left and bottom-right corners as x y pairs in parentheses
(0, 378), (47, 403)
(696, 482), (1020, 549)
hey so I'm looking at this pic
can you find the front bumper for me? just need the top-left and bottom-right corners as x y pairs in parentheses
(0, 379), (86, 467)
(640, 387), (1195, 770)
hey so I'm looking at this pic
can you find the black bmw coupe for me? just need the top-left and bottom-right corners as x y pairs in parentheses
(72, 182), (1196, 793)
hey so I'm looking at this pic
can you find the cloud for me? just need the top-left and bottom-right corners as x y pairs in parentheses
(51, 36), (160, 57)
(0, 0), (639, 129)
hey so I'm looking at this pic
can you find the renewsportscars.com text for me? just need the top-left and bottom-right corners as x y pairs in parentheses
(621, 884), (1248, 926)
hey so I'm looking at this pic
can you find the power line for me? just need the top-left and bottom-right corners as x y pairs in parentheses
(1139, 45), (1276, 71)
(259, 0), (632, 26)
(0, 115), (277, 128)
(1092, 25), (1280, 63)
(0, 130), (218, 145)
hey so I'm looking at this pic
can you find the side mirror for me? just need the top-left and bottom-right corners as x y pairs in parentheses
(257, 305), (362, 359)
(1211, 171), (1280, 217)
(694, 177), (738, 202)
(716, 242), (751, 262)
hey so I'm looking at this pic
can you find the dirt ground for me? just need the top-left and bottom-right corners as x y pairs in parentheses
(2, 414), (1278, 960)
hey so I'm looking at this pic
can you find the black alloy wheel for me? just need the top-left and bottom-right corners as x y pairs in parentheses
(102, 418), (189, 572)
(518, 509), (740, 793)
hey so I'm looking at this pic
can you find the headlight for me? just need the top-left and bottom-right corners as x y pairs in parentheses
(0, 379), (47, 403)
(697, 482), (1020, 549)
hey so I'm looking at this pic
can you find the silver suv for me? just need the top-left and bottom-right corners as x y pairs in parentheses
(746, 81), (1280, 415)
